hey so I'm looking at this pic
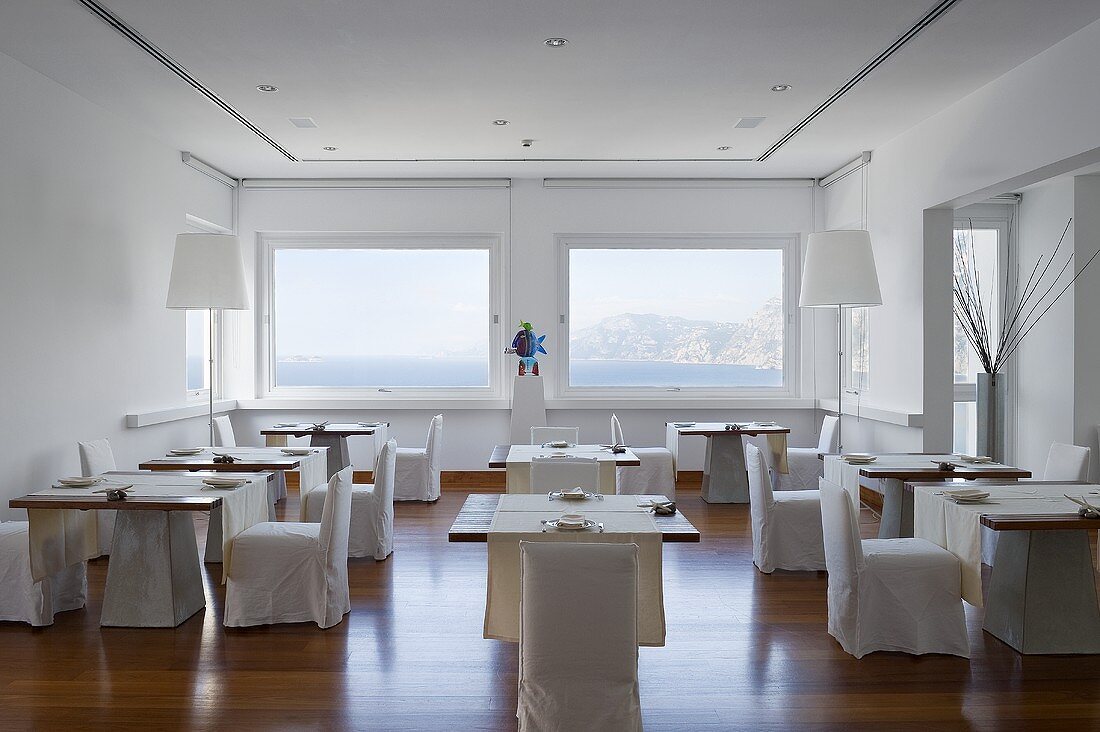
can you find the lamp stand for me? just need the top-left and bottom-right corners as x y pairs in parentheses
(836, 304), (844, 453)
(208, 307), (215, 446)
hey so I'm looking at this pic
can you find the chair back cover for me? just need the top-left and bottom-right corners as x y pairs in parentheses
(372, 439), (398, 559)
(319, 467), (354, 575)
(610, 413), (626, 445)
(530, 457), (600, 493)
(425, 413), (443, 469)
(518, 541), (641, 732)
(213, 415), (237, 447)
(745, 444), (772, 569)
(530, 426), (580, 445)
(1043, 442), (1090, 481)
(820, 479), (864, 581)
(817, 414), (841, 453)
(78, 439), (116, 476)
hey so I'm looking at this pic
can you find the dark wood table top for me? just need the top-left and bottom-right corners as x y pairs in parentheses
(9, 470), (273, 512)
(487, 444), (641, 468)
(260, 423), (387, 436)
(669, 422), (790, 437)
(447, 493), (700, 543)
(139, 457), (301, 471)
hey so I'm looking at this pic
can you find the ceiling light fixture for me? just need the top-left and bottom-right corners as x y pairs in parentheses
(770, 84), (792, 92)
(256, 84), (279, 92)
(492, 119), (510, 126)
(322, 146), (338, 151)
(544, 38), (569, 47)
(716, 146), (731, 151)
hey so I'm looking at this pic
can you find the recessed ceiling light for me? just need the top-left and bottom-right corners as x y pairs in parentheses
(716, 146), (731, 151)
(492, 119), (510, 126)
(544, 37), (569, 47)
(770, 84), (792, 92)
(256, 84), (279, 92)
(322, 146), (338, 151)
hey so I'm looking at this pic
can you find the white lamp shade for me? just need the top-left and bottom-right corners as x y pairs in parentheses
(166, 233), (251, 310)
(799, 229), (883, 307)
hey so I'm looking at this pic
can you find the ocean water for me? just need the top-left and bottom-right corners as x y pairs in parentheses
(272, 356), (781, 388)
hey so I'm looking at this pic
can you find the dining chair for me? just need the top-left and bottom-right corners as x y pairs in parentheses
(305, 439), (397, 560)
(78, 438), (117, 557)
(212, 415), (237, 447)
(529, 456), (601, 494)
(772, 414), (839, 491)
(1043, 442), (1090, 481)
(610, 413), (675, 499)
(819, 478), (970, 659)
(394, 414), (442, 501)
(518, 542), (642, 732)
(530, 426), (580, 445)
(0, 522), (87, 626)
(745, 443), (825, 573)
(224, 466), (353, 629)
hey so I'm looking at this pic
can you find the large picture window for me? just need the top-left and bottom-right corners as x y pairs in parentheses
(560, 235), (796, 395)
(261, 234), (501, 395)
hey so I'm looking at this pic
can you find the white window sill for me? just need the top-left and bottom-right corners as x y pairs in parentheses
(126, 399), (238, 428)
(815, 399), (923, 428)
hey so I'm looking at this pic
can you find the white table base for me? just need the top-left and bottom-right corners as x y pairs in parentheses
(100, 511), (206, 628)
(984, 529), (1100, 654)
(701, 433), (749, 503)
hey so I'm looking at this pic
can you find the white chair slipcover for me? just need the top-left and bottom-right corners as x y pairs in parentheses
(773, 414), (839, 491)
(610, 413), (676, 499)
(518, 541), (642, 732)
(981, 441), (1092, 565)
(529, 456), (601, 494)
(394, 414), (442, 501)
(819, 479), (969, 659)
(212, 415), (237, 447)
(78, 438), (116, 557)
(224, 466), (353, 628)
(745, 443), (825, 573)
(305, 439), (397, 560)
(0, 522), (87, 626)
(530, 426), (580, 445)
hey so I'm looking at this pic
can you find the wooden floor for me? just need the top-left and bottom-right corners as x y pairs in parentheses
(3, 487), (1100, 731)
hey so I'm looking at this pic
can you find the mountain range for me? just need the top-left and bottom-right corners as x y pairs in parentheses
(570, 296), (783, 369)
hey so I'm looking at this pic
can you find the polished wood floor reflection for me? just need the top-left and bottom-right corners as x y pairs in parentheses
(2, 486), (1099, 730)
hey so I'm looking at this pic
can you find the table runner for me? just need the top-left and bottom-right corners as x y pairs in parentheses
(913, 482), (1092, 606)
(504, 445), (626, 494)
(497, 494), (662, 512)
(485, 509), (665, 646)
(26, 472), (269, 582)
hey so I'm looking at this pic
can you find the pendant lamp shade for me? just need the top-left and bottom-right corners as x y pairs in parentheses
(799, 230), (882, 307)
(166, 233), (250, 310)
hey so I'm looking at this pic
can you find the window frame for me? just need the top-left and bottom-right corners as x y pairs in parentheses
(555, 233), (800, 399)
(257, 232), (506, 399)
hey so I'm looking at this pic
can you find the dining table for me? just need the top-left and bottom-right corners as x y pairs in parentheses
(138, 446), (329, 517)
(488, 443), (639, 494)
(822, 453), (1031, 538)
(260, 422), (388, 477)
(476, 493), (672, 646)
(10, 470), (271, 628)
(665, 422), (790, 503)
(909, 480), (1100, 654)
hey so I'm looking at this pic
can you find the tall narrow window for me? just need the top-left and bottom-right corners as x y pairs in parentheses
(185, 309), (212, 394)
(847, 307), (870, 391)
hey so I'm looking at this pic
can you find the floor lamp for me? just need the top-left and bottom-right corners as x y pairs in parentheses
(166, 233), (250, 445)
(799, 230), (882, 452)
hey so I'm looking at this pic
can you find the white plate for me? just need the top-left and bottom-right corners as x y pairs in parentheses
(553, 489), (592, 501)
(753, 421), (779, 427)
(671, 422), (696, 428)
(272, 423), (298, 428)
(941, 489), (990, 500)
(280, 448), (313, 456)
(168, 448), (204, 456)
(950, 496), (993, 504)
(545, 518), (597, 531)
(358, 422), (383, 427)
(543, 441), (573, 448)
(201, 477), (246, 489)
(955, 454), (993, 464)
(57, 476), (103, 487)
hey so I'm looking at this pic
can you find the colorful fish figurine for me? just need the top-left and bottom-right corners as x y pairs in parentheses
(506, 320), (547, 376)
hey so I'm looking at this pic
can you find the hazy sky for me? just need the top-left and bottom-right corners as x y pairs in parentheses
(274, 248), (490, 357)
(569, 248), (784, 330)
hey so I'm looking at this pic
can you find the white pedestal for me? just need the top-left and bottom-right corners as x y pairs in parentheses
(510, 375), (546, 445)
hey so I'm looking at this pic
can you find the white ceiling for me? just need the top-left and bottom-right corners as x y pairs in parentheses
(1, 0), (1099, 179)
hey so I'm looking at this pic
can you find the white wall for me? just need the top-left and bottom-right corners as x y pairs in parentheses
(1013, 177), (1074, 473)
(0, 50), (233, 518)
(820, 18), (1100, 453)
(230, 179), (820, 469)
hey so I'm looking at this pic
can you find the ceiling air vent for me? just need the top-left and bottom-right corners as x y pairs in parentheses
(734, 117), (765, 129)
(289, 117), (318, 129)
